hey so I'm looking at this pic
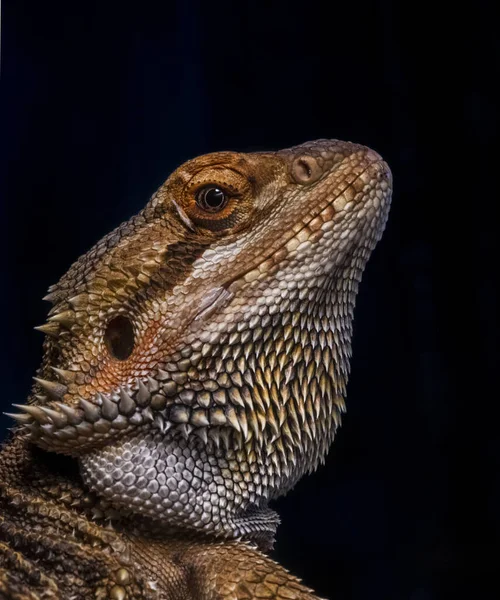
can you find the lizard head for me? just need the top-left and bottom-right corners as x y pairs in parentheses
(10, 139), (392, 542)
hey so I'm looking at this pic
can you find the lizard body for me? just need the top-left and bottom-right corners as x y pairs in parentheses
(0, 139), (392, 599)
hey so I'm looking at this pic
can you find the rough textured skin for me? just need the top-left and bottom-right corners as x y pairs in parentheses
(0, 139), (392, 599)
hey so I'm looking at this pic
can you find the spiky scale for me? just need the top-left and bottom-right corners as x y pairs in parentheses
(147, 376), (160, 393)
(136, 379), (151, 406)
(34, 322), (60, 337)
(170, 405), (190, 424)
(118, 389), (136, 416)
(42, 290), (58, 303)
(40, 407), (67, 428)
(209, 408), (227, 426)
(48, 310), (75, 328)
(228, 388), (245, 408)
(12, 404), (50, 424)
(55, 402), (82, 425)
(190, 409), (209, 427)
(101, 396), (118, 421)
(238, 410), (249, 440)
(142, 406), (154, 422)
(50, 367), (76, 384)
(33, 377), (68, 400)
(193, 427), (208, 444)
(4, 412), (32, 424)
(79, 398), (100, 423)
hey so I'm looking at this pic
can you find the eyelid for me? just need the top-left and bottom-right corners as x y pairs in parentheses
(192, 183), (238, 197)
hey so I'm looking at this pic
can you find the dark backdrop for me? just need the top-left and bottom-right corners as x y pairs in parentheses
(1, 2), (497, 600)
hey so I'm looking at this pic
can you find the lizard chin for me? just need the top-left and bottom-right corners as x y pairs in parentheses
(79, 428), (281, 545)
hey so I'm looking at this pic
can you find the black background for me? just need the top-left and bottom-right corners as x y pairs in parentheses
(0, 2), (498, 599)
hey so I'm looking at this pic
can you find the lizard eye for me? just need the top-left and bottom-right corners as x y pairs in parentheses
(195, 186), (228, 212)
(104, 316), (135, 361)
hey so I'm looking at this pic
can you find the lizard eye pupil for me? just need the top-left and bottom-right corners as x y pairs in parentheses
(196, 186), (228, 212)
(104, 316), (135, 361)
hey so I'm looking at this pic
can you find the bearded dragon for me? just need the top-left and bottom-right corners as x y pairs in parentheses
(0, 139), (392, 599)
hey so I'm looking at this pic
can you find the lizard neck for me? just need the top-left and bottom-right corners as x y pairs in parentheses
(78, 260), (360, 544)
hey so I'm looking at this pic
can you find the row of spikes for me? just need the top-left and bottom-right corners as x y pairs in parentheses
(7, 397), (341, 487)
(39, 246), (167, 323)
(8, 340), (344, 465)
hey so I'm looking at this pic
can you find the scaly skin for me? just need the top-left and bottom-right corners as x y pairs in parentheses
(0, 139), (392, 599)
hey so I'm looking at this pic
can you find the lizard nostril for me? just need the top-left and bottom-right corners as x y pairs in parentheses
(104, 316), (135, 361)
(290, 155), (323, 185)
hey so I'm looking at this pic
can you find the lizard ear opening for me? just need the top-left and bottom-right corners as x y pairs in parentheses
(104, 316), (135, 361)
